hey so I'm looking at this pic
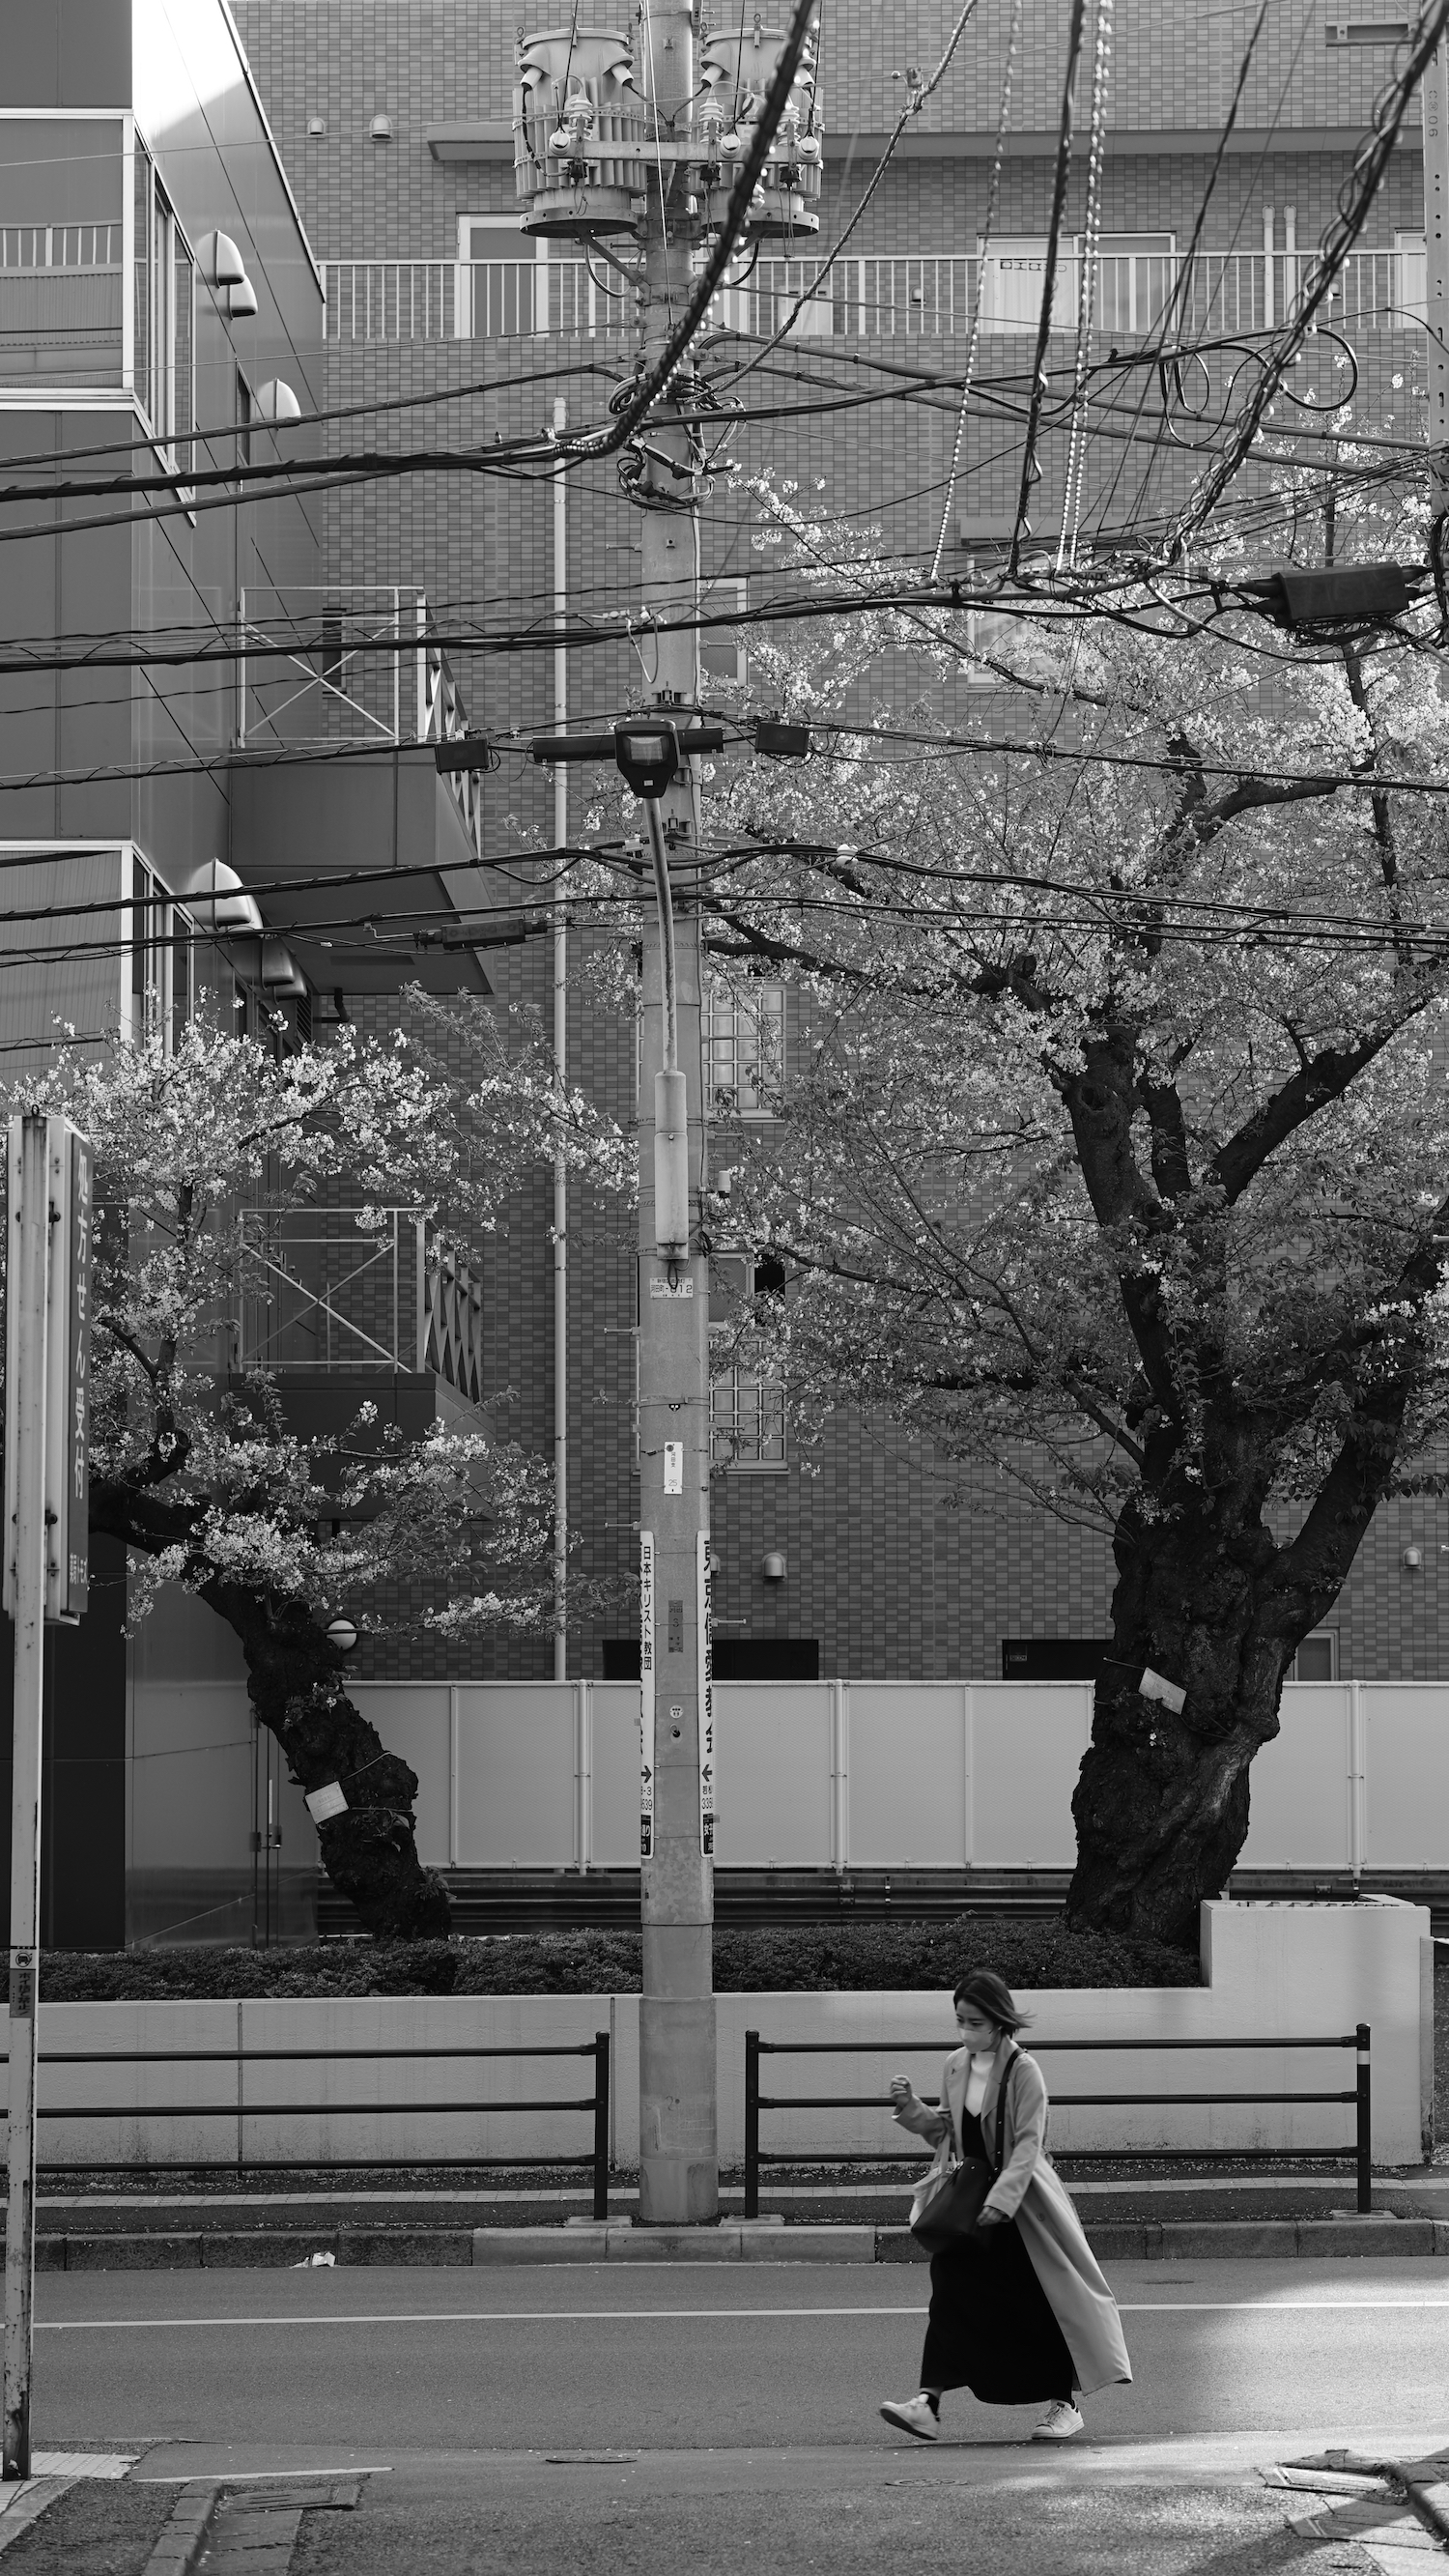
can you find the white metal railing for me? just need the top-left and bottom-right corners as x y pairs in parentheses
(236, 1206), (484, 1404)
(322, 247), (1427, 345)
(235, 584), (487, 865)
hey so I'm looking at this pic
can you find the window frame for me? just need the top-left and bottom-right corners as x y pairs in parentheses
(709, 979), (784, 1121)
(1290, 1629), (1339, 1682)
(708, 1248), (788, 1473)
(130, 135), (195, 497)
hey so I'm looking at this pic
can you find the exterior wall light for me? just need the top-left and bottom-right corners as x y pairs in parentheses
(761, 1551), (786, 1583)
(1403, 1545), (1423, 1570)
(254, 379), (302, 422)
(370, 112), (394, 141)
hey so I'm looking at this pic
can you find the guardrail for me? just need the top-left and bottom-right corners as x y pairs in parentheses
(2, 2032), (611, 2215)
(743, 2023), (1372, 2217)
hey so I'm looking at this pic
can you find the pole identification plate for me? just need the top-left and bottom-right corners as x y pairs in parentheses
(639, 1531), (655, 1860)
(697, 1530), (714, 1859)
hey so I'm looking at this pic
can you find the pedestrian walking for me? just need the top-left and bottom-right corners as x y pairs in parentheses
(878, 1968), (1131, 2445)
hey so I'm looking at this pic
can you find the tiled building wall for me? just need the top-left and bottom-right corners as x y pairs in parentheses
(233, 2), (1447, 1685)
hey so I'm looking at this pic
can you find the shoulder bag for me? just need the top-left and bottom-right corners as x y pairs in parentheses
(909, 2059), (1015, 2256)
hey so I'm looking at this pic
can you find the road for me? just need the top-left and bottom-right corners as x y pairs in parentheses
(21, 2259), (1449, 2573)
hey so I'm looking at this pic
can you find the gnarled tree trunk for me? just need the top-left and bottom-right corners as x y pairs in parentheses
(1066, 1403), (1404, 1946)
(94, 1483), (449, 1939)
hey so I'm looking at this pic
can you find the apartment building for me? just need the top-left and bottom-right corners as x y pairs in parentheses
(221, 0), (1447, 1705)
(0, 1), (508, 1942)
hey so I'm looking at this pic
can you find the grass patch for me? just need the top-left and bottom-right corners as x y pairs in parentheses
(27, 1918), (1197, 2002)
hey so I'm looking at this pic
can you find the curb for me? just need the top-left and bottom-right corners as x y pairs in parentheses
(19, 2216), (1449, 2268)
(141, 2484), (221, 2576)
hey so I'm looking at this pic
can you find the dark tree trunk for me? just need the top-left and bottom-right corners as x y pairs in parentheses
(1065, 1401), (1403, 1947)
(202, 1578), (451, 1940)
(93, 1482), (449, 1939)
(1065, 1499), (1288, 1948)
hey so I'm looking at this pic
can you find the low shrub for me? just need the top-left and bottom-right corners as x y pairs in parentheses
(26, 1918), (1196, 2002)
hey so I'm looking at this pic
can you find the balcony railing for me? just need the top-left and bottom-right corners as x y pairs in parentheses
(235, 584), (487, 865)
(322, 247), (1427, 346)
(237, 1206), (484, 1407)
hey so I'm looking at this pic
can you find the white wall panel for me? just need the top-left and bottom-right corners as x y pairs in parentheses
(592, 1683), (645, 1870)
(352, 1684), (450, 1869)
(454, 1681), (576, 1869)
(1364, 1683), (1449, 1870)
(847, 1683), (968, 1868)
(971, 1682), (1091, 1868)
(1240, 1685), (1352, 1870)
(712, 1683), (833, 1867)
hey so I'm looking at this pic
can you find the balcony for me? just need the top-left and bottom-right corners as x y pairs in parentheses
(236, 583), (487, 870)
(322, 246), (1425, 347)
(237, 1204), (484, 1412)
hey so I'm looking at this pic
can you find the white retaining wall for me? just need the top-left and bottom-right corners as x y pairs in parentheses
(126, 1674), (1449, 1894)
(337, 1678), (1449, 1876)
(10, 1901), (1431, 2171)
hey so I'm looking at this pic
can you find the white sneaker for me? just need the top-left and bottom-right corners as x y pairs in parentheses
(1032, 2399), (1085, 2442)
(879, 2393), (939, 2443)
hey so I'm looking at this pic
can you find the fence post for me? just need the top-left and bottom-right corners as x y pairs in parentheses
(593, 2031), (611, 2221)
(1356, 2022), (1372, 2213)
(745, 2029), (760, 2219)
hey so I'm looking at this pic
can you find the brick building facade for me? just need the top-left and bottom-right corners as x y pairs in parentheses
(218, 2), (1449, 1686)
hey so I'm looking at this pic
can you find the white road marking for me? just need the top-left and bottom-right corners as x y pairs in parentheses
(31, 2300), (1449, 2332)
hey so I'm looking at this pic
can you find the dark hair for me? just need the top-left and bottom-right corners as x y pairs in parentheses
(952, 1968), (1033, 2035)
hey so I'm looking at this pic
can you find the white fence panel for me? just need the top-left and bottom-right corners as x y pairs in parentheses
(714, 1683), (833, 1867)
(848, 1683), (968, 1868)
(1240, 1685), (1352, 1870)
(456, 1682), (577, 1869)
(1364, 1683), (1449, 1870)
(971, 1682), (1091, 1868)
(592, 1681), (645, 1870)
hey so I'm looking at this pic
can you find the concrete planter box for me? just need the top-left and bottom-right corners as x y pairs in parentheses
(5, 1899), (1431, 2173)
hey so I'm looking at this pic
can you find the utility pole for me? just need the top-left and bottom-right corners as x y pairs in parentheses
(633, 0), (718, 2227)
(553, 393), (569, 1684)
(514, 0), (821, 2225)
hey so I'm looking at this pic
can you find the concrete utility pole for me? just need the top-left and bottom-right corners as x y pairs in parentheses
(633, 0), (718, 2227)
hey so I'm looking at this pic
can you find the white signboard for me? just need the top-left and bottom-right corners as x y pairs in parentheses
(639, 1530), (655, 1860)
(697, 1530), (714, 1858)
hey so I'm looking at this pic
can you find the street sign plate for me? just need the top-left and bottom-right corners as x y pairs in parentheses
(697, 1531), (714, 1859)
(639, 1531), (655, 1861)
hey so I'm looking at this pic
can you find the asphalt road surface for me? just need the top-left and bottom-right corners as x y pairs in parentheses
(24, 2259), (1449, 2574)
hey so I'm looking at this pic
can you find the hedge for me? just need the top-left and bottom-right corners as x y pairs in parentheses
(24, 1919), (1198, 2002)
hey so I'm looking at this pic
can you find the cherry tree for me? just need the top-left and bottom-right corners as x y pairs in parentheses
(4, 1004), (627, 1938)
(699, 472), (1449, 1944)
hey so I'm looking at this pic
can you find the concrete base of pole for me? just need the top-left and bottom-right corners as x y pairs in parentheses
(638, 1989), (719, 2223)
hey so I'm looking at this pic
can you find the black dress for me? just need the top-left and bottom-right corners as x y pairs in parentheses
(920, 2106), (1076, 2404)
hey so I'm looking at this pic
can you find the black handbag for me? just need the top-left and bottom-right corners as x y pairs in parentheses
(909, 2060), (1014, 2256)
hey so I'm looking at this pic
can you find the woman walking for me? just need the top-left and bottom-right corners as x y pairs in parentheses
(879, 1968), (1131, 2444)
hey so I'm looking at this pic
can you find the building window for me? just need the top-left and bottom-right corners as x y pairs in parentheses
(128, 860), (193, 1051)
(131, 142), (193, 472)
(710, 1250), (786, 1469)
(1291, 1630), (1338, 1682)
(710, 982), (784, 1117)
(699, 577), (749, 691)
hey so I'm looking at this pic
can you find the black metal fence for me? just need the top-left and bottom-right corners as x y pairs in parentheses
(743, 2024), (1372, 2216)
(2, 2032), (611, 2217)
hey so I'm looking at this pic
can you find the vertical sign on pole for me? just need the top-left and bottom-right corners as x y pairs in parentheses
(639, 1531), (655, 1860)
(697, 1531), (714, 1858)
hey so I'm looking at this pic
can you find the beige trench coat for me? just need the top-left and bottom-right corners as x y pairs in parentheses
(895, 2035), (1132, 2398)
